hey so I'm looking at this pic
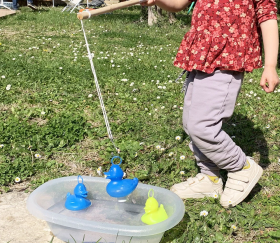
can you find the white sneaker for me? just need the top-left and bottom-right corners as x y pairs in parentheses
(220, 157), (263, 208)
(27, 3), (38, 10)
(170, 173), (223, 199)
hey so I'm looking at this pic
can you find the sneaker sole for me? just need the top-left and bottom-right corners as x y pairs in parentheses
(221, 165), (263, 208)
(172, 191), (223, 199)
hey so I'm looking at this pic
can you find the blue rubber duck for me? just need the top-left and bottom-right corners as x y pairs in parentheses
(104, 156), (139, 198)
(65, 175), (91, 211)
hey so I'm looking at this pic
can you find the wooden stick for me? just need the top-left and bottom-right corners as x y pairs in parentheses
(77, 0), (145, 20)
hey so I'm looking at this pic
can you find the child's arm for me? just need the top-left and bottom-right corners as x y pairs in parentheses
(254, 0), (279, 93)
(259, 19), (279, 93)
(141, 0), (191, 12)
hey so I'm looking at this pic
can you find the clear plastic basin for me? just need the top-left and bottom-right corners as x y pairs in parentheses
(27, 176), (185, 243)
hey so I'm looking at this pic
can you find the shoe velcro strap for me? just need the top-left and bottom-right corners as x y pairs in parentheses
(187, 178), (195, 185)
(196, 174), (205, 181)
(228, 173), (249, 183)
(225, 182), (244, 192)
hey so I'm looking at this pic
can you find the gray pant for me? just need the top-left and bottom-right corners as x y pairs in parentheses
(183, 70), (246, 177)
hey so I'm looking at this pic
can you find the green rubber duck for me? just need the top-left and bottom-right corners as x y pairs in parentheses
(141, 189), (168, 225)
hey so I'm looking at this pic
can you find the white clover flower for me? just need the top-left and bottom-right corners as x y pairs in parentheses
(169, 80), (172, 83)
(231, 225), (237, 230)
(179, 107), (183, 110)
(200, 210), (208, 217)
(249, 79), (253, 82)
(88, 94), (93, 98)
(173, 105), (177, 108)
(143, 83), (145, 85)
(115, 93), (118, 96)
(175, 136), (181, 141)
(6, 84), (11, 90)
(97, 166), (102, 176)
(180, 155), (185, 160)
(257, 97), (261, 100)
(237, 103), (241, 106)
(145, 108), (148, 111)
(133, 98), (137, 101)
(12, 58), (16, 60)
(59, 67), (63, 69)
(155, 109), (158, 111)
(180, 171), (185, 175)
(121, 79), (128, 81)
(169, 152), (174, 156)
(1, 75), (5, 79)
(41, 111), (46, 115)
(35, 154), (41, 158)
(160, 148), (165, 151)
(139, 142), (145, 145)
(254, 93), (257, 96)
(130, 82), (134, 86)
(158, 86), (162, 89)
(157, 96), (160, 99)
(15, 177), (21, 183)
(249, 91), (253, 94)
(0, 144), (4, 148)
(156, 145), (161, 150)
(148, 113), (151, 115)
(111, 60), (114, 63)
(163, 86), (166, 89)
(161, 106), (165, 109)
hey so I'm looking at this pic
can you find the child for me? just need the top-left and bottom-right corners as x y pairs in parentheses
(141, 0), (279, 208)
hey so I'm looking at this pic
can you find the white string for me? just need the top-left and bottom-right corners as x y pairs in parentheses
(87, 11), (91, 19)
(81, 20), (119, 153)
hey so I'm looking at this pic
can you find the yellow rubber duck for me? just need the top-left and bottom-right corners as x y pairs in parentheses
(141, 189), (168, 225)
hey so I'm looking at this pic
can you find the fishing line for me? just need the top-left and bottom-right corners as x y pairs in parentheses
(80, 20), (119, 154)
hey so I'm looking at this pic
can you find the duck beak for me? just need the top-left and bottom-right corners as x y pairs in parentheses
(104, 172), (110, 179)
(81, 191), (88, 198)
(144, 206), (152, 213)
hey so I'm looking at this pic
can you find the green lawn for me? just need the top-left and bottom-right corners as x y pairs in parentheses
(0, 7), (280, 243)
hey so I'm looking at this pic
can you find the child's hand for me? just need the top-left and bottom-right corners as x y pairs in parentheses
(260, 67), (279, 93)
(140, 0), (156, 6)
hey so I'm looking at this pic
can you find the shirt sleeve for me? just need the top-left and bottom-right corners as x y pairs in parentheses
(254, 0), (277, 24)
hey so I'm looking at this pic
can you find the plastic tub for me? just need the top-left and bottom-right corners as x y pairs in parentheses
(27, 176), (185, 243)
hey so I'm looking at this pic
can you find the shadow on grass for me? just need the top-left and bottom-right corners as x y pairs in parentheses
(223, 113), (269, 168)
(160, 212), (189, 243)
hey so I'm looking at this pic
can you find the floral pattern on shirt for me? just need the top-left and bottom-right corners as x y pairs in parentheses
(174, 0), (277, 73)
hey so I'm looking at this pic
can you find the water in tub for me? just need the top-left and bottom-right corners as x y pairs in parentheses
(47, 194), (145, 225)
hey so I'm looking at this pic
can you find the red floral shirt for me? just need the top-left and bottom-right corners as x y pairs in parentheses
(174, 0), (278, 73)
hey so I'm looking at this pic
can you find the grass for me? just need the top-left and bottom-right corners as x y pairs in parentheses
(0, 6), (280, 243)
